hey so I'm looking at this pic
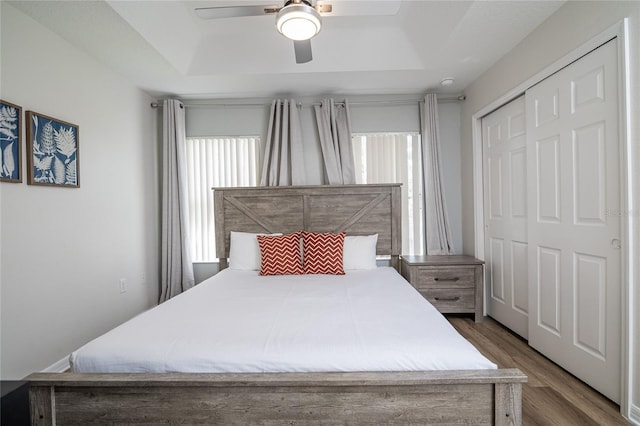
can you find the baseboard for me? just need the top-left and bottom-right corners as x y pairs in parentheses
(629, 403), (640, 425)
(41, 355), (70, 373)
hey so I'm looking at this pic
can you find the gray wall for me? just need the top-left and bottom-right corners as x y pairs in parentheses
(459, 1), (640, 419)
(0, 3), (160, 380)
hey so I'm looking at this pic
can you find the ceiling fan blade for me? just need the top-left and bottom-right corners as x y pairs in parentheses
(294, 40), (313, 64)
(195, 5), (279, 20)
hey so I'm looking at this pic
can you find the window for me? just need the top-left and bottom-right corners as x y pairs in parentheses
(182, 136), (263, 262)
(352, 133), (424, 255)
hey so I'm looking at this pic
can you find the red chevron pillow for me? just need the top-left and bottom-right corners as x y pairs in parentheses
(302, 231), (346, 275)
(257, 232), (303, 276)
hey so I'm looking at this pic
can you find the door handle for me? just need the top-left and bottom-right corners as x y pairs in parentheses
(611, 238), (621, 249)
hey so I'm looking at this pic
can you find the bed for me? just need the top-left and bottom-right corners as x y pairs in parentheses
(28, 184), (526, 425)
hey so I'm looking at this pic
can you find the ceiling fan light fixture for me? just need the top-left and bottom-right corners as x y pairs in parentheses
(276, 3), (322, 41)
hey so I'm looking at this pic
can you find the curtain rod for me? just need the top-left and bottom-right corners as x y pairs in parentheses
(322, 96), (466, 107)
(150, 95), (465, 109)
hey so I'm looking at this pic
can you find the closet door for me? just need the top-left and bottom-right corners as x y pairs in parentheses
(482, 96), (529, 338)
(526, 39), (620, 403)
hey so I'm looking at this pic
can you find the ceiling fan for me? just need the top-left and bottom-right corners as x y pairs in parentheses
(195, 0), (332, 64)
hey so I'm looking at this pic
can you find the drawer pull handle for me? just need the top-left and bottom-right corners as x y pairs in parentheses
(434, 296), (460, 301)
(434, 277), (459, 282)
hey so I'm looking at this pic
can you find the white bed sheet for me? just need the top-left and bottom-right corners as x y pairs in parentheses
(70, 267), (496, 373)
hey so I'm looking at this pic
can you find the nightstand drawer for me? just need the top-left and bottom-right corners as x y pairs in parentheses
(400, 255), (484, 322)
(415, 267), (475, 289)
(419, 288), (476, 312)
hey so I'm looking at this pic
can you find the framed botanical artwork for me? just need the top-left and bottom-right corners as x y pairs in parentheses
(0, 99), (23, 183)
(26, 111), (79, 188)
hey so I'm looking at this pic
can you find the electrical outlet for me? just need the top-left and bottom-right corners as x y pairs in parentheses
(119, 278), (127, 294)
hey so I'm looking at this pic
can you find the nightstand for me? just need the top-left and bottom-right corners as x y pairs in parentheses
(400, 255), (484, 322)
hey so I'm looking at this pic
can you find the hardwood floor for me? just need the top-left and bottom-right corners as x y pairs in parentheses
(448, 316), (629, 425)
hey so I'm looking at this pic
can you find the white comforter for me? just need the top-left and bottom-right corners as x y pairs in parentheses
(70, 267), (496, 373)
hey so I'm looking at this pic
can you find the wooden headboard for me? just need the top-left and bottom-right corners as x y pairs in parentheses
(213, 184), (402, 270)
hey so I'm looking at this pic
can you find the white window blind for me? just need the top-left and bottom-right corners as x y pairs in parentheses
(352, 133), (424, 255)
(183, 137), (263, 262)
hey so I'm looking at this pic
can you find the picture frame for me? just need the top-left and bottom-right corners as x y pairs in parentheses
(26, 111), (79, 188)
(0, 99), (23, 183)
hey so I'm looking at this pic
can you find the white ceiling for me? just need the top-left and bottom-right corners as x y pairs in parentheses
(9, 0), (565, 100)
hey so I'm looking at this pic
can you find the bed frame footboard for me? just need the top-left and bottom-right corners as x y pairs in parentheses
(29, 369), (526, 425)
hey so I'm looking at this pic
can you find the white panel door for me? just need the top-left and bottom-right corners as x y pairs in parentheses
(482, 96), (529, 338)
(526, 39), (620, 403)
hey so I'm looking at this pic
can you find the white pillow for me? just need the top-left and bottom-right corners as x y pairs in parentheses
(343, 234), (378, 270)
(229, 231), (282, 270)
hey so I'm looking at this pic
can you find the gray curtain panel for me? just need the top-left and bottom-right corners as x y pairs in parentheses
(314, 98), (355, 184)
(160, 99), (195, 302)
(260, 99), (305, 186)
(420, 93), (455, 255)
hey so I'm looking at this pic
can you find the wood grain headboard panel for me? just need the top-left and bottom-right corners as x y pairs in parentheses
(213, 184), (402, 270)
